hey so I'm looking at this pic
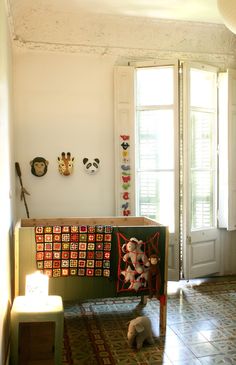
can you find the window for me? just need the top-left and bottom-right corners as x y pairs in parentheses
(114, 61), (224, 280)
(114, 62), (222, 232)
(134, 63), (217, 233)
(135, 66), (176, 232)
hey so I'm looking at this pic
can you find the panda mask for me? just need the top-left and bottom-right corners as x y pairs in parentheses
(83, 158), (100, 174)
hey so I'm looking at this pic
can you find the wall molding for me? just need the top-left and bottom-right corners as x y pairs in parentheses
(6, 0), (236, 68)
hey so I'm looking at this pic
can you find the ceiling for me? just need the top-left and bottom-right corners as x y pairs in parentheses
(8, 0), (228, 51)
(9, 0), (222, 24)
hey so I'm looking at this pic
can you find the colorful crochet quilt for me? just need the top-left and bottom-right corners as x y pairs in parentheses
(35, 225), (113, 278)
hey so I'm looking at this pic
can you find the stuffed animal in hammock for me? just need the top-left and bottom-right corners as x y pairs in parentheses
(120, 265), (135, 283)
(122, 237), (150, 274)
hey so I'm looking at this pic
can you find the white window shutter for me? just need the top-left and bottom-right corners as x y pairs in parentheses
(219, 69), (236, 230)
(114, 66), (135, 216)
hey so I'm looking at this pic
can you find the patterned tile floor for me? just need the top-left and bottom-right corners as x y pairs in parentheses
(165, 279), (236, 365)
(63, 278), (236, 365)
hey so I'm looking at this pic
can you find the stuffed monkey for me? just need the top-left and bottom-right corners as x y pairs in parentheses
(148, 254), (161, 298)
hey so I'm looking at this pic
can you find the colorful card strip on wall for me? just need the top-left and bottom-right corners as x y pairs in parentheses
(120, 135), (131, 216)
(35, 225), (113, 278)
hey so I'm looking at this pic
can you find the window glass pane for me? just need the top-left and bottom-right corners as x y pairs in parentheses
(190, 68), (216, 109)
(137, 110), (174, 170)
(191, 111), (213, 169)
(137, 67), (173, 106)
(138, 171), (174, 232)
(190, 67), (217, 231)
(191, 171), (213, 229)
(136, 65), (175, 232)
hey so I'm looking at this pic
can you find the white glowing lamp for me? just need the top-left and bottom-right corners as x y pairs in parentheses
(217, 0), (236, 34)
(25, 271), (49, 298)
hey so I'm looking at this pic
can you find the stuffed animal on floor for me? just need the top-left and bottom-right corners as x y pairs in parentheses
(127, 316), (154, 350)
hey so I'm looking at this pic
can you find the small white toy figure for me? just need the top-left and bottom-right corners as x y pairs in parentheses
(83, 158), (100, 174)
(127, 316), (154, 350)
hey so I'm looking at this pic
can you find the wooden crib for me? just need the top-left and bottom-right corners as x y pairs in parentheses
(14, 216), (169, 333)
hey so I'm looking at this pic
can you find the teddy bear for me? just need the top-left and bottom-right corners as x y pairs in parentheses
(122, 237), (150, 274)
(127, 316), (154, 350)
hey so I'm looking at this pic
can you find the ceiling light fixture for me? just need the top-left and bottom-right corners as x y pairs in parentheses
(217, 0), (236, 34)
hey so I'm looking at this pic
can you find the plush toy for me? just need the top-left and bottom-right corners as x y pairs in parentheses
(148, 253), (161, 298)
(120, 265), (136, 283)
(122, 237), (150, 274)
(127, 316), (154, 350)
(128, 275), (142, 291)
(140, 268), (149, 286)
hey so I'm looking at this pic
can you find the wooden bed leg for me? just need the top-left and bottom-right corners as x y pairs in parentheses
(159, 298), (167, 335)
(159, 225), (168, 336)
(140, 295), (148, 305)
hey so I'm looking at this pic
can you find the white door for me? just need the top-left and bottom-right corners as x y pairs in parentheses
(182, 63), (220, 279)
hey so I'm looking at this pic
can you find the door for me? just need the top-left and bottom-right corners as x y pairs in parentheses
(182, 63), (220, 279)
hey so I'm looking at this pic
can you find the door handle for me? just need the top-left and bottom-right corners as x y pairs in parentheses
(187, 236), (191, 245)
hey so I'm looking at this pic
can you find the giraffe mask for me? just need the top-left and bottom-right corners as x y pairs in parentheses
(57, 152), (74, 176)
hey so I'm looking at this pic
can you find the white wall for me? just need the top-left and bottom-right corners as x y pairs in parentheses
(0, 0), (15, 364)
(14, 52), (117, 218)
(14, 19), (236, 221)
